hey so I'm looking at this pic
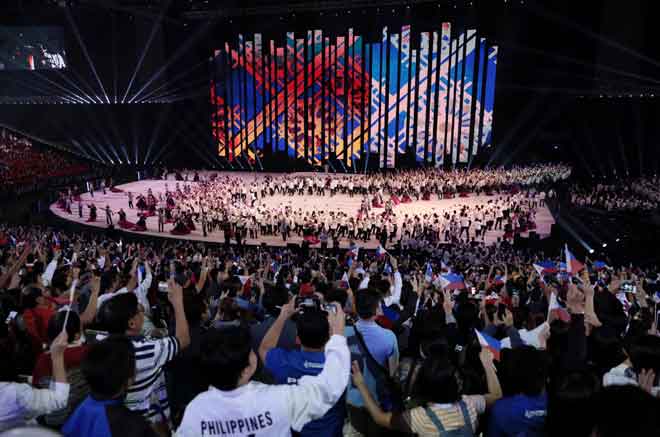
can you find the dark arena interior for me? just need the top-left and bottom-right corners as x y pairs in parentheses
(1, 1), (660, 436)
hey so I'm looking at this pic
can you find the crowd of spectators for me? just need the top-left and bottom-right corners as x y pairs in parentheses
(569, 177), (660, 213)
(1, 220), (659, 436)
(0, 128), (89, 187)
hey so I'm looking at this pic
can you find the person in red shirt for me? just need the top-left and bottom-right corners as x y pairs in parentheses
(21, 286), (56, 352)
(32, 311), (88, 387)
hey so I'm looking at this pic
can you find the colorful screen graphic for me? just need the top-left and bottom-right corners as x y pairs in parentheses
(211, 24), (497, 169)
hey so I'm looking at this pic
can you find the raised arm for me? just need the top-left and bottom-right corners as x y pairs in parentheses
(195, 257), (209, 293)
(0, 243), (31, 289)
(480, 349), (503, 407)
(352, 361), (393, 428)
(283, 305), (350, 432)
(258, 298), (296, 363)
(79, 274), (101, 326)
(17, 331), (70, 419)
(168, 279), (191, 350)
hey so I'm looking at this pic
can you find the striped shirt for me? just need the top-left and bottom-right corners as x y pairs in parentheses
(125, 336), (180, 424)
(395, 395), (485, 436)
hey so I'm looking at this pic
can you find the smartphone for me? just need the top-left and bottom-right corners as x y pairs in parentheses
(322, 303), (338, 314)
(5, 311), (17, 324)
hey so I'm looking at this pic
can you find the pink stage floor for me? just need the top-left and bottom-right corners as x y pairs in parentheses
(50, 174), (555, 249)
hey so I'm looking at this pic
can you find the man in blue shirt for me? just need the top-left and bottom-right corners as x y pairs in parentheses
(63, 337), (157, 437)
(488, 346), (548, 437)
(345, 287), (399, 436)
(259, 298), (346, 437)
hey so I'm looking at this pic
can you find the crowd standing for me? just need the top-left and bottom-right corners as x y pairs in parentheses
(569, 176), (660, 213)
(1, 212), (659, 436)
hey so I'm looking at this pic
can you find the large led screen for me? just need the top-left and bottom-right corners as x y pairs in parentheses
(211, 24), (497, 169)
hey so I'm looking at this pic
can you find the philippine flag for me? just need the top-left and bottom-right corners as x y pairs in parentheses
(565, 244), (584, 275)
(535, 260), (558, 274)
(425, 263), (434, 282)
(439, 273), (466, 290)
(475, 329), (501, 361)
(493, 274), (507, 285)
(593, 260), (610, 271)
(340, 272), (350, 288)
(548, 291), (571, 323)
(347, 244), (360, 260)
(376, 245), (387, 259)
(238, 275), (252, 297)
(441, 260), (451, 272)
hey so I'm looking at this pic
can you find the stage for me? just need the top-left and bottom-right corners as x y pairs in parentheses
(49, 173), (555, 249)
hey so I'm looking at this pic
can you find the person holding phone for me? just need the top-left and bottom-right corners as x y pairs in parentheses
(259, 299), (347, 437)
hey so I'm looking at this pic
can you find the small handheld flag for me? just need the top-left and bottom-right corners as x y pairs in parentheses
(439, 273), (466, 290)
(340, 272), (349, 288)
(565, 244), (584, 275)
(535, 260), (558, 274)
(493, 274), (507, 285)
(475, 329), (501, 361)
(592, 260), (610, 271)
(548, 292), (571, 323)
(425, 263), (434, 282)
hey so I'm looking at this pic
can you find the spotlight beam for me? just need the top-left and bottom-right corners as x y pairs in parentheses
(67, 66), (106, 104)
(134, 58), (208, 103)
(129, 19), (215, 103)
(144, 105), (172, 164)
(64, 6), (111, 103)
(497, 102), (562, 168)
(145, 85), (210, 103)
(122, 0), (170, 103)
(5, 75), (86, 104)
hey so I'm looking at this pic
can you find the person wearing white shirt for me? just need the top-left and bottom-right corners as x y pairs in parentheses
(176, 304), (350, 437)
(0, 331), (69, 432)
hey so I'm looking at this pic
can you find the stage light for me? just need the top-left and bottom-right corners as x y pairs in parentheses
(602, 243), (607, 248)
(616, 238), (620, 242)
(589, 249), (595, 254)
